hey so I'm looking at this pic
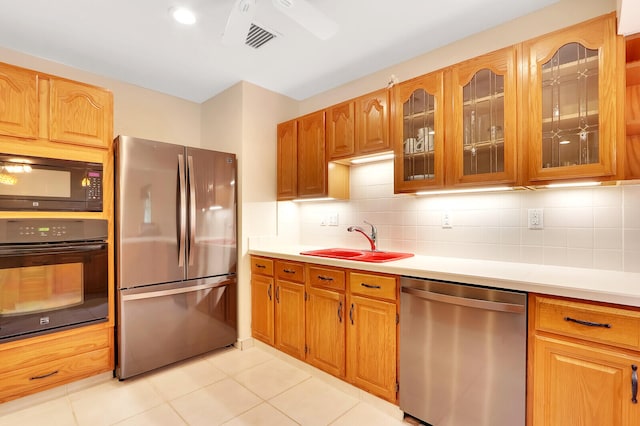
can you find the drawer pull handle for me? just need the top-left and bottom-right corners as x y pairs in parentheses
(633, 365), (638, 404)
(283, 269), (296, 274)
(361, 282), (381, 289)
(30, 370), (59, 380)
(338, 301), (343, 323)
(255, 264), (266, 269)
(564, 316), (611, 328)
(317, 275), (334, 281)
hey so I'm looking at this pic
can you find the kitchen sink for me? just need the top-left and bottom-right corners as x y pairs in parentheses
(300, 248), (414, 263)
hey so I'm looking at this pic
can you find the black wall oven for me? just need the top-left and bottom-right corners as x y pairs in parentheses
(0, 218), (108, 342)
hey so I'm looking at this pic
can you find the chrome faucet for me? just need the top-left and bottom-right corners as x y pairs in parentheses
(347, 220), (378, 252)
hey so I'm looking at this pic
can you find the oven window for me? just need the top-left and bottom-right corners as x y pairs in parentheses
(0, 263), (83, 315)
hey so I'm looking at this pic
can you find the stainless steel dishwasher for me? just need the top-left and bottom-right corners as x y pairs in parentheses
(400, 277), (527, 426)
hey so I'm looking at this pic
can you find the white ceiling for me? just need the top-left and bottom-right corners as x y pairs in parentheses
(0, 0), (559, 103)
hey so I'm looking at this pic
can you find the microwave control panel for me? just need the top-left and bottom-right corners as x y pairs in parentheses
(85, 171), (102, 201)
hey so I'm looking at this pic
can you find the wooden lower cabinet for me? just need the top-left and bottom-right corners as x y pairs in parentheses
(250, 257), (398, 404)
(346, 294), (397, 402)
(275, 280), (305, 359)
(0, 326), (113, 403)
(532, 335), (640, 426)
(251, 273), (274, 345)
(529, 294), (640, 425)
(306, 286), (346, 377)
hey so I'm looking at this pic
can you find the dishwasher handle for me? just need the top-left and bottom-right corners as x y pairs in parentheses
(401, 286), (525, 314)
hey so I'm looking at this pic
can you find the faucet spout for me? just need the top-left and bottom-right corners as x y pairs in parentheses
(347, 221), (378, 251)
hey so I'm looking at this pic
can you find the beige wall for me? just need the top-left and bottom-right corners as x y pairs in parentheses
(201, 81), (297, 341)
(298, 0), (617, 115)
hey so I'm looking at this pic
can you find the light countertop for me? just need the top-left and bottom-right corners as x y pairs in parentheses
(249, 243), (640, 308)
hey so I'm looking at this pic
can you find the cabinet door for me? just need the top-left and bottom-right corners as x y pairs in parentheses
(449, 46), (518, 186)
(306, 286), (346, 378)
(274, 280), (305, 359)
(251, 274), (274, 345)
(523, 14), (622, 183)
(49, 78), (113, 148)
(532, 334), (640, 426)
(346, 295), (397, 402)
(277, 119), (298, 200)
(0, 63), (37, 139)
(297, 110), (326, 197)
(356, 89), (390, 154)
(392, 72), (445, 193)
(326, 101), (355, 160)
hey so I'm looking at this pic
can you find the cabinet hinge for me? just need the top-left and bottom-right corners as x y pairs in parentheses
(305, 345), (309, 354)
(396, 313), (399, 325)
(305, 292), (309, 301)
(396, 381), (399, 393)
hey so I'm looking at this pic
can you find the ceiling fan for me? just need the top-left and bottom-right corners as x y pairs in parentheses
(222, 0), (338, 46)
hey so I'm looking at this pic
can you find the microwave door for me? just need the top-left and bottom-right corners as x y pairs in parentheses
(185, 148), (237, 280)
(116, 136), (186, 289)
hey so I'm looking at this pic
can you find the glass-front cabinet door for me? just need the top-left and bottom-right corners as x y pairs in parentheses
(450, 47), (518, 186)
(393, 72), (444, 192)
(523, 13), (622, 183)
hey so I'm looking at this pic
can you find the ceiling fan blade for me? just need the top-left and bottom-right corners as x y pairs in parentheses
(272, 0), (338, 40)
(222, 0), (257, 46)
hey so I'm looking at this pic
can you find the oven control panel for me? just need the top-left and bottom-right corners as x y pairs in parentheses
(0, 218), (108, 244)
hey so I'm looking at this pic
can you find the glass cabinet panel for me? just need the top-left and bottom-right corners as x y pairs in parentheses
(541, 42), (599, 169)
(394, 72), (444, 193)
(462, 69), (505, 175)
(402, 88), (436, 182)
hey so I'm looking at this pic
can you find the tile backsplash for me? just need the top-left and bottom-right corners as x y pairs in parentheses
(276, 160), (640, 272)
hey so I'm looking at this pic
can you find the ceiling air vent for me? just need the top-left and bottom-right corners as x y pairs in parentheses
(245, 23), (276, 49)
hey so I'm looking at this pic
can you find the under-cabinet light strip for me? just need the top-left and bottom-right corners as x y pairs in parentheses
(545, 181), (601, 189)
(292, 197), (335, 202)
(416, 186), (514, 196)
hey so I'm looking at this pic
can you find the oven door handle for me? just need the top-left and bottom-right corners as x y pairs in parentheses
(0, 243), (106, 256)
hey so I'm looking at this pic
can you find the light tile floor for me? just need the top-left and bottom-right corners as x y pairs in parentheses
(0, 344), (407, 426)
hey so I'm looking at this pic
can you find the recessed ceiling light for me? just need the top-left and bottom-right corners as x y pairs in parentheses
(171, 7), (196, 25)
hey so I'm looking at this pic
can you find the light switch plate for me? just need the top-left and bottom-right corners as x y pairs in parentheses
(442, 211), (452, 228)
(328, 212), (339, 226)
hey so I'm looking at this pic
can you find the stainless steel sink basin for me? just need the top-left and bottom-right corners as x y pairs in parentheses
(300, 248), (414, 263)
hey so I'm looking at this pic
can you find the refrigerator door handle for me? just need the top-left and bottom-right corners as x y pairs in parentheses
(178, 153), (187, 268)
(187, 155), (196, 266)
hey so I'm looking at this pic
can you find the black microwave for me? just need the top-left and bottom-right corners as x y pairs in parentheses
(0, 153), (102, 212)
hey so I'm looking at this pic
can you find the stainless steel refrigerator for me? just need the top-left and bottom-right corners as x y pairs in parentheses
(114, 135), (237, 379)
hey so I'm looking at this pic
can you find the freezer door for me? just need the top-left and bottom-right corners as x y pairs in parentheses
(117, 276), (237, 379)
(115, 136), (187, 289)
(186, 148), (237, 280)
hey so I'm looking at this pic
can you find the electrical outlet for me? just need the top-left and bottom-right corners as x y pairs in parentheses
(320, 216), (327, 226)
(528, 208), (544, 230)
(442, 211), (453, 229)
(328, 212), (339, 226)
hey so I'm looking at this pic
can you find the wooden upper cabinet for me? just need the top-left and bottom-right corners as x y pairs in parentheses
(49, 78), (113, 149)
(449, 46), (519, 187)
(0, 63), (38, 139)
(277, 119), (298, 200)
(393, 72), (445, 193)
(297, 110), (327, 198)
(355, 89), (390, 154)
(326, 100), (355, 160)
(522, 13), (624, 184)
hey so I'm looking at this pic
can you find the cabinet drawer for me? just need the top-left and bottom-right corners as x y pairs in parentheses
(349, 272), (397, 301)
(0, 327), (111, 375)
(0, 347), (111, 403)
(535, 295), (640, 351)
(275, 260), (305, 283)
(308, 265), (345, 291)
(251, 256), (274, 276)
